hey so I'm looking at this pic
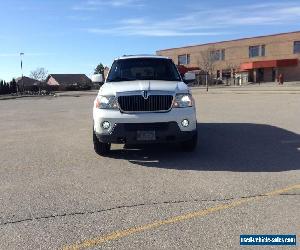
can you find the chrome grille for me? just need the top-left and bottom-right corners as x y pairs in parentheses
(118, 95), (173, 112)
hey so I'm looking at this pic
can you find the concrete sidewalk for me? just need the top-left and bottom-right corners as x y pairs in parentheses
(191, 81), (300, 93)
(0, 90), (98, 101)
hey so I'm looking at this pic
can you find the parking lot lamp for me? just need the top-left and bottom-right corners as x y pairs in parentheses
(20, 52), (24, 93)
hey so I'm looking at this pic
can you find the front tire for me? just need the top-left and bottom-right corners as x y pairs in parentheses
(180, 132), (198, 152)
(93, 129), (111, 155)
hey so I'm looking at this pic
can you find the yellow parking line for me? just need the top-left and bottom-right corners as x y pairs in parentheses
(62, 184), (300, 250)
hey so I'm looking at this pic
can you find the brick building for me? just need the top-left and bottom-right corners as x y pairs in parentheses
(157, 31), (300, 83)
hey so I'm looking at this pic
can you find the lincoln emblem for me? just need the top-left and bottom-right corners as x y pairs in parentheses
(142, 90), (149, 99)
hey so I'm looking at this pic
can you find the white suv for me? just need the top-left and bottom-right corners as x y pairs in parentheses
(93, 55), (197, 155)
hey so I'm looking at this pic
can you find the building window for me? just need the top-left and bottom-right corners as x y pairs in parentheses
(249, 46), (260, 58)
(261, 45), (265, 56)
(221, 49), (225, 60)
(211, 50), (220, 61)
(210, 49), (225, 61)
(294, 41), (300, 54)
(178, 54), (190, 65)
(249, 45), (265, 58)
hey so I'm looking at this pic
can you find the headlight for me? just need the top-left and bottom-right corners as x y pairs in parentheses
(95, 95), (118, 109)
(173, 94), (194, 108)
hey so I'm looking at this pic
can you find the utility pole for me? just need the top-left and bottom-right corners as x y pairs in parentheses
(20, 52), (24, 94)
(206, 73), (208, 92)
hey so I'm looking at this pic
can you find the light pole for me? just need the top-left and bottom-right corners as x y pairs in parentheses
(20, 52), (24, 93)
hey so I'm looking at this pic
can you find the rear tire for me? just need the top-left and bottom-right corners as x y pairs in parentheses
(93, 129), (111, 155)
(180, 132), (198, 152)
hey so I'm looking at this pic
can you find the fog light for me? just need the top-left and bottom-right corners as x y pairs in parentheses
(181, 119), (189, 127)
(102, 121), (111, 129)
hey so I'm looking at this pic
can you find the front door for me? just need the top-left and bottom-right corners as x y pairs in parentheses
(248, 70), (254, 82)
(257, 68), (264, 82)
(272, 68), (276, 82)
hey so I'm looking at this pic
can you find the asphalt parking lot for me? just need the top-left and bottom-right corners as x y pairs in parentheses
(0, 88), (299, 249)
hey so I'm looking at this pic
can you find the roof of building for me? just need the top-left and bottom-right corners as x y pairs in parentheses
(157, 30), (300, 52)
(15, 76), (42, 86)
(117, 54), (170, 60)
(47, 74), (91, 85)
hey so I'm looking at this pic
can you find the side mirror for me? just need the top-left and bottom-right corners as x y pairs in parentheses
(183, 72), (196, 81)
(92, 74), (104, 83)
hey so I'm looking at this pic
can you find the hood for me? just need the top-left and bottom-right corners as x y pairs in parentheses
(99, 80), (188, 96)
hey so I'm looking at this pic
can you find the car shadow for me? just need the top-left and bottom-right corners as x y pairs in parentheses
(107, 123), (300, 172)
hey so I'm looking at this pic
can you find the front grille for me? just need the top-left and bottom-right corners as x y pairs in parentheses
(118, 95), (173, 112)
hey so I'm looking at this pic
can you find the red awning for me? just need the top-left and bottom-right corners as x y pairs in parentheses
(177, 65), (200, 74)
(240, 59), (298, 70)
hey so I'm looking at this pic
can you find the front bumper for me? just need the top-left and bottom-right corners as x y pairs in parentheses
(95, 122), (197, 144)
(93, 107), (197, 135)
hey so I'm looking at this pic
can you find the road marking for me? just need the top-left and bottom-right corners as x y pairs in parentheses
(62, 184), (300, 250)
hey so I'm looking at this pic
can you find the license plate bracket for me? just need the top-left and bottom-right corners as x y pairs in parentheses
(136, 130), (156, 141)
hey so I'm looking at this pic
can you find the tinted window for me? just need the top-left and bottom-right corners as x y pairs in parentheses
(107, 58), (181, 82)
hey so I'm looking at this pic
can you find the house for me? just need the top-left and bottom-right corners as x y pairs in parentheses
(46, 74), (92, 91)
(15, 76), (43, 92)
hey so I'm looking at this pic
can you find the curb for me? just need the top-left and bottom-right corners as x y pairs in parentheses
(0, 95), (57, 101)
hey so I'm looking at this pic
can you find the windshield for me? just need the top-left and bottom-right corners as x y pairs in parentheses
(107, 58), (181, 82)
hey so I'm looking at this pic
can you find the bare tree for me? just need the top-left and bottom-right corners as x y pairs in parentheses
(224, 62), (238, 85)
(30, 67), (48, 82)
(197, 47), (218, 91)
(225, 61), (238, 74)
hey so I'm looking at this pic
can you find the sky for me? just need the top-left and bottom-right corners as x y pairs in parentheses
(1, 0), (300, 81)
